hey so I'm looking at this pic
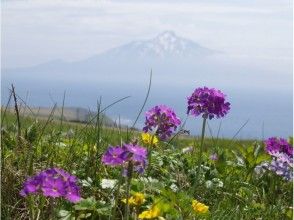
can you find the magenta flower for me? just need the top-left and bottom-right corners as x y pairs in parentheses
(101, 144), (148, 174)
(20, 168), (81, 203)
(143, 105), (181, 140)
(102, 146), (126, 166)
(124, 144), (148, 174)
(264, 137), (293, 159)
(187, 87), (230, 119)
(65, 183), (82, 203)
(20, 175), (42, 196)
(259, 137), (293, 181)
(42, 177), (66, 197)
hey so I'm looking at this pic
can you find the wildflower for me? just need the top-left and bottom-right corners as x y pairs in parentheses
(254, 162), (269, 175)
(143, 105), (181, 140)
(20, 168), (81, 203)
(261, 137), (293, 181)
(170, 183), (178, 192)
(101, 144), (148, 174)
(141, 133), (159, 146)
(182, 146), (193, 154)
(264, 137), (293, 159)
(139, 205), (161, 219)
(42, 177), (66, 197)
(101, 179), (117, 189)
(256, 159), (293, 181)
(187, 87), (230, 119)
(192, 200), (209, 214)
(65, 183), (81, 203)
(101, 146), (126, 166)
(209, 153), (218, 161)
(268, 160), (293, 181)
(122, 192), (145, 206)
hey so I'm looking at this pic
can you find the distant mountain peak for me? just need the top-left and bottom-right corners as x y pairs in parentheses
(151, 31), (186, 55)
(155, 30), (177, 43)
(104, 30), (215, 59)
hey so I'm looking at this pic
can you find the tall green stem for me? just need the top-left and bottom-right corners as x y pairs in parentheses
(147, 134), (155, 174)
(196, 117), (207, 184)
(125, 162), (133, 220)
(111, 169), (124, 220)
(28, 196), (34, 220)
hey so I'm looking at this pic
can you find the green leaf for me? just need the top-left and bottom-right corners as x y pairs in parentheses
(96, 206), (112, 216)
(255, 154), (271, 164)
(58, 210), (73, 220)
(247, 145), (255, 154)
(74, 197), (97, 211)
(25, 122), (38, 143)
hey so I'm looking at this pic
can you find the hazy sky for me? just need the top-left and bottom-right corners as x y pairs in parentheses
(2, 0), (293, 68)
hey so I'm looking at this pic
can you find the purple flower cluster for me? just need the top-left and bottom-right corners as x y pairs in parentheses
(187, 87), (230, 119)
(102, 144), (148, 174)
(255, 137), (293, 181)
(268, 160), (293, 181)
(209, 153), (218, 161)
(264, 137), (293, 159)
(255, 160), (293, 181)
(20, 168), (81, 203)
(143, 105), (181, 140)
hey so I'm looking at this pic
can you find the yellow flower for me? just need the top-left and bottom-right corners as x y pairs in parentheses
(122, 193), (145, 206)
(141, 133), (159, 146)
(192, 200), (209, 214)
(138, 205), (160, 219)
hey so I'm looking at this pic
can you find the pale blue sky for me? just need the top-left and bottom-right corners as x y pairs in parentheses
(2, 0), (293, 68)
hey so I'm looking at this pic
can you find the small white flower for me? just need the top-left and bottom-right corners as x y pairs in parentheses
(56, 142), (67, 147)
(140, 177), (159, 183)
(182, 146), (193, 154)
(101, 179), (117, 189)
(170, 183), (178, 192)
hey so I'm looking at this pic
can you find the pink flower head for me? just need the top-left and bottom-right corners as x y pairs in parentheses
(187, 87), (230, 119)
(143, 105), (181, 140)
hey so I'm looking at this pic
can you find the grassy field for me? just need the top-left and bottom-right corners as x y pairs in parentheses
(1, 103), (292, 219)
(3, 106), (115, 126)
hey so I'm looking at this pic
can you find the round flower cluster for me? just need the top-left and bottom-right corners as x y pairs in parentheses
(187, 87), (230, 119)
(268, 160), (293, 181)
(264, 137), (293, 170)
(20, 168), (81, 203)
(102, 144), (148, 174)
(143, 105), (181, 140)
(255, 137), (293, 181)
(264, 137), (293, 159)
(255, 160), (293, 181)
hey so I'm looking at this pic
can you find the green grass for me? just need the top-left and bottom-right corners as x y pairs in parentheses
(1, 108), (292, 220)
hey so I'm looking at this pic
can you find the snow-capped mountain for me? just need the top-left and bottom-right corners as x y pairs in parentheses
(2, 31), (222, 93)
(103, 31), (214, 59)
(3, 31), (216, 75)
(2, 31), (218, 82)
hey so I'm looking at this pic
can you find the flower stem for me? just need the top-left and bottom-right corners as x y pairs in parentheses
(125, 162), (133, 220)
(196, 117), (207, 184)
(112, 169), (124, 220)
(28, 196), (34, 220)
(147, 135), (155, 174)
